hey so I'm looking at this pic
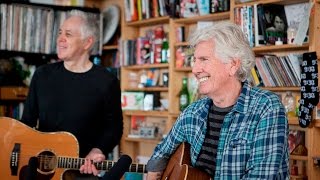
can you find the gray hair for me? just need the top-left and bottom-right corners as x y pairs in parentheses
(68, 10), (99, 50)
(189, 21), (255, 82)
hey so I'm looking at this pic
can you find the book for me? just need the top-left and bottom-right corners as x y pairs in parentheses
(197, 0), (210, 16)
(288, 129), (305, 154)
(258, 4), (288, 45)
(130, 115), (146, 136)
(284, 2), (310, 44)
(121, 92), (144, 110)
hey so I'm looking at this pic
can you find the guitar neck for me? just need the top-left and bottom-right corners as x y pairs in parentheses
(56, 157), (147, 173)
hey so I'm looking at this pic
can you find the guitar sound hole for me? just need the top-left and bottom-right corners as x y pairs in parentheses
(37, 151), (57, 173)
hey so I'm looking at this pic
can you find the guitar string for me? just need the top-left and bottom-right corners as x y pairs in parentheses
(14, 154), (146, 171)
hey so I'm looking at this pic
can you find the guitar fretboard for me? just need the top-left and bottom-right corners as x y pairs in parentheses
(50, 156), (147, 173)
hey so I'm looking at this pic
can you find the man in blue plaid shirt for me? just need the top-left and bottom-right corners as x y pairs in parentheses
(146, 22), (289, 179)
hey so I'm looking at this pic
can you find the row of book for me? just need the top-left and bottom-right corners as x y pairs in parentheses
(124, 0), (230, 22)
(119, 26), (168, 66)
(234, 2), (309, 47)
(0, 103), (24, 120)
(124, 0), (169, 22)
(251, 54), (302, 87)
(0, 3), (100, 55)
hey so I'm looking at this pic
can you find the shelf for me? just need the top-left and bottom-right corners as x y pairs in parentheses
(123, 63), (169, 70)
(170, 113), (180, 117)
(0, 49), (57, 60)
(290, 175), (307, 180)
(124, 137), (160, 144)
(314, 120), (320, 128)
(125, 16), (170, 27)
(123, 110), (169, 117)
(288, 117), (299, 125)
(260, 86), (300, 91)
(175, 67), (192, 72)
(174, 42), (190, 47)
(234, 0), (309, 8)
(123, 87), (169, 92)
(173, 11), (230, 24)
(103, 45), (118, 50)
(253, 43), (309, 54)
(0, 87), (29, 101)
(290, 155), (308, 161)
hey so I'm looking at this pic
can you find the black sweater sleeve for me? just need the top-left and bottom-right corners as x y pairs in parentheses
(95, 76), (123, 154)
(21, 69), (39, 128)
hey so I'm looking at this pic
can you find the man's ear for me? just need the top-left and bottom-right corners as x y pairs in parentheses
(229, 58), (241, 76)
(83, 36), (94, 51)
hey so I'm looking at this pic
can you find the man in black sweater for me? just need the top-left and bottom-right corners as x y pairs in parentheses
(21, 10), (123, 179)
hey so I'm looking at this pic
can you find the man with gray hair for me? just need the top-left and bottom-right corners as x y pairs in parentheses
(21, 10), (123, 179)
(146, 21), (289, 179)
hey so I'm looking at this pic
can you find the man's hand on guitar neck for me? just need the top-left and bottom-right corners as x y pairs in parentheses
(79, 148), (106, 176)
(147, 171), (163, 180)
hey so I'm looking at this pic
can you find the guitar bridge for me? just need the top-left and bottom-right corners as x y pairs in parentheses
(10, 143), (20, 176)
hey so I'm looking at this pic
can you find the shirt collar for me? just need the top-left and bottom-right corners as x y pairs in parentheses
(232, 80), (254, 114)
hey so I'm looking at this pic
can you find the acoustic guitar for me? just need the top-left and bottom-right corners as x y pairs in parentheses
(161, 143), (211, 180)
(0, 117), (146, 180)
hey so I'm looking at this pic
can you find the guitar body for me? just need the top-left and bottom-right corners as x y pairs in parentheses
(0, 117), (79, 180)
(161, 143), (211, 180)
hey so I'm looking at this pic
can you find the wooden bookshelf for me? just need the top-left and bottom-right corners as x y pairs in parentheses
(123, 63), (169, 70)
(0, 87), (28, 100)
(174, 67), (192, 72)
(253, 43), (309, 53)
(290, 155), (308, 161)
(261, 87), (301, 91)
(123, 87), (169, 92)
(234, 0), (309, 8)
(123, 110), (169, 117)
(102, 45), (118, 50)
(174, 42), (190, 47)
(126, 16), (170, 27)
(124, 137), (160, 144)
(173, 12), (230, 24)
(100, 1), (320, 178)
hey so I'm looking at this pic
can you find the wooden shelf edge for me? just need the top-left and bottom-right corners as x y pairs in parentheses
(260, 86), (300, 91)
(288, 117), (299, 125)
(175, 67), (192, 72)
(253, 43), (309, 53)
(175, 42), (190, 47)
(123, 110), (169, 117)
(124, 137), (160, 144)
(290, 155), (308, 161)
(314, 120), (320, 127)
(123, 87), (169, 92)
(234, 0), (309, 8)
(0, 86), (29, 101)
(123, 63), (169, 70)
(290, 175), (308, 180)
(103, 45), (118, 50)
(125, 16), (170, 27)
(173, 11), (230, 24)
